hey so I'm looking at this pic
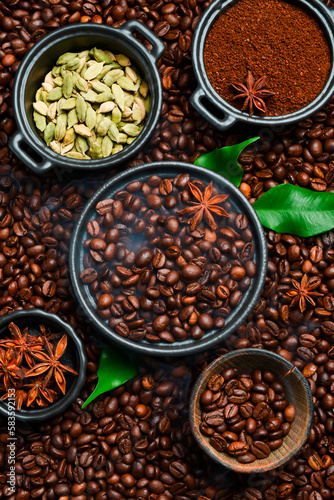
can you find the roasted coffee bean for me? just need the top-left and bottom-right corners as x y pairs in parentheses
(200, 368), (294, 461)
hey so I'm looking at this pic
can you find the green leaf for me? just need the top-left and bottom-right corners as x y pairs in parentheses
(195, 137), (259, 187)
(82, 345), (137, 408)
(253, 183), (334, 237)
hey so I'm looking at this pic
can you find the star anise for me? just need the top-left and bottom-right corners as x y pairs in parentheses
(231, 70), (275, 116)
(1, 388), (28, 411)
(177, 181), (229, 230)
(0, 348), (25, 391)
(25, 335), (78, 395)
(0, 322), (43, 368)
(36, 323), (61, 343)
(24, 376), (58, 407)
(286, 274), (324, 313)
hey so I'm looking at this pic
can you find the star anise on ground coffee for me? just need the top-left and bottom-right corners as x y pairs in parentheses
(231, 70), (275, 116)
(177, 181), (229, 230)
(286, 274), (324, 313)
(26, 335), (78, 395)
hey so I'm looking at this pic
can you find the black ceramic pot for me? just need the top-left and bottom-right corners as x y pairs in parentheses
(69, 162), (268, 357)
(190, 0), (334, 131)
(0, 310), (87, 423)
(9, 22), (164, 174)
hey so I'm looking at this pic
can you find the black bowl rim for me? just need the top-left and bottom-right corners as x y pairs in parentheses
(191, 0), (334, 127)
(0, 310), (87, 423)
(69, 161), (268, 357)
(10, 22), (164, 171)
(189, 348), (314, 472)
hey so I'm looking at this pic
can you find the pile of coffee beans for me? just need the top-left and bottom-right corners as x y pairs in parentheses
(80, 174), (256, 343)
(1, 0), (334, 498)
(199, 367), (295, 463)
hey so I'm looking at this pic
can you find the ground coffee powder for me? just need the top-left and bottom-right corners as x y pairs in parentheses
(204, 0), (331, 116)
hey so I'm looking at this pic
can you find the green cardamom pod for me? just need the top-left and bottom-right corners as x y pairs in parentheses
(65, 57), (80, 71)
(47, 86), (63, 102)
(43, 121), (55, 145)
(115, 54), (131, 67)
(80, 90), (98, 103)
(61, 142), (75, 155)
(124, 95), (134, 108)
(132, 105), (142, 125)
(64, 151), (89, 159)
(60, 97), (76, 111)
(67, 108), (78, 129)
(85, 106), (96, 130)
(84, 62), (104, 81)
(33, 111), (46, 132)
(51, 65), (61, 77)
(74, 123), (93, 138)
(95, 92), (114, 103)
(112, 144), (123, 154)
(111, 107), (122, 125)
(53, 76), (63, 87)
(47, 102), (57, 121)
(76, 136), (89, 154)
(33, 101), (48, 116)
(98, 101), (116, 114)
(75, 76), (88, 92)
(76, 94), (87, 122)
(117, 76), (136, 92)
(49, 140), (61, 154)
(108, 121), (120, 143)
(62, 71), (73, 99)
(125, 66), (138, 83)
(97, 117), (112, 137)
(112, 84), (124, 110)
(55, 113), (67, 141)
(91, 80), (111, 94)
(118, 132), (128, 144)
(91, 48), (114, 64)
(57, 52), (78, 65)
(88, 139), (103, 159)
(102, 135), (113, 157)
(139, 80), (149, 98)
(95, 64), (113, 81)
(144, 95), (151, 114)
(63, 127), (76, 146)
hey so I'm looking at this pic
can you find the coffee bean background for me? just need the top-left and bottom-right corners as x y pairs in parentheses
(0, 0), (334, 498)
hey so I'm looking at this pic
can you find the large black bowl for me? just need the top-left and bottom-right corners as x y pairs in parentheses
(9, 21), (164, 174)
(0, 310), (87, 423)
(69, 162), (268, 357)
(190, 0), (334, 131)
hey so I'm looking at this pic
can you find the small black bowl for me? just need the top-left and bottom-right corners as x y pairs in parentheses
(0, 310), (87, 423)
(69, 162), (268, 357)
(190, 0), (334, 130)
(9, 21), (164, 174)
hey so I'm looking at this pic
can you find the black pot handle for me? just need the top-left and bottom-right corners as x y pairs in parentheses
(190, 87), (237, 131)
(119, 20), (165, 62)
(9, 131), (53, 174)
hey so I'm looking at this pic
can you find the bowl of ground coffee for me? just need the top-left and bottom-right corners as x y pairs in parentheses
(69, 162), (267, 357)
(9, 21), (164, 174)
(191, 0), (334, 130)
(190, 349), (313, 473)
